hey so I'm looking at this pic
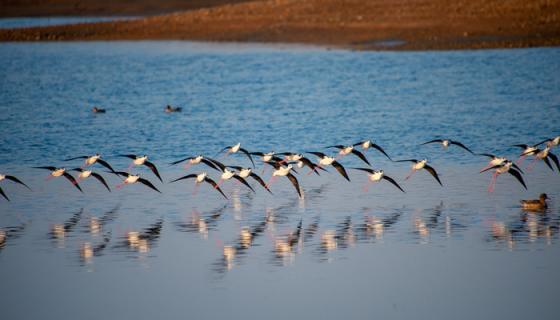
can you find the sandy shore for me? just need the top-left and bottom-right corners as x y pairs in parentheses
(1, 0), (559, 50)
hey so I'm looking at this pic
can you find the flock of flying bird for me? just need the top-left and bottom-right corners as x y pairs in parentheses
(0, 135), (559, 203)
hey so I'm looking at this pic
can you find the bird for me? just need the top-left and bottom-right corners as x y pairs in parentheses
(169, 155), (222, 172)
(0, 173), (31, 201)
(92, 107), (106, 113)
(480, 160), (526, 192)
(63, 153), (116, 173)
(69, 168), (111, 192)
(249, 151), (280, 163)
(512, 143), (541, 165)
(536, 136), (560, 148)
(306, 152), (350, 181)
(520, 193), (549, 211)
(326, 145), (371, 166)
(352, 140), (392, 161)
(264, 162), (302, 198)
(523, 146), (560, 172)
(216, 143), (255, 168)
(33, 167), (83, 192)
(170, 172), (227, 199)
(164, 105), (182, 113)
(421, 139), (474, 154)
(226, 166), (272, 194)
(275, 153), (324, 175)
(351, 168), (405, 193)
(111, 172), (161, 193)
(478, 153), (524, 174)
(395, 159), (442, 186)
(213, 167), (255, 193)
(118, 154), (163, 182)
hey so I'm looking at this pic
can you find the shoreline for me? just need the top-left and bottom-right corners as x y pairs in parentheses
(1, 0), (559, 51)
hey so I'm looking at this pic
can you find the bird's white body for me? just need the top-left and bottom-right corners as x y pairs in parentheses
(262, 152), (275, 162)
(196, 172), (207, 183)
(221, 169), (235, 180)
(522, 146), (538, 156)
(230, 143), (241, 153)
(296, 161), (304, 168)
(369, 170), (384, 182)
(273, 165), (293, 177)
(413, 159), (427, 170)
(339, 146), (354, 155)
(124, 175), (140, 184)
(496, 161), (512, 174)
(361, 140), (372, 149)
(190, 156), (203, 164)
(490, 157), (507, 166)
(78, 170), (92, 179)
(536, 147), (550, 160)
(86, 154), (100, 166)
(0, 174), (5, 181)
(550, 136), (560, 147)
(285, 154), (303, 161)
(238, 168), (252, 178)
(133, 156), (148, 166)
(52, 168), (66, 177)
(442, 140), (450, 148)
(319, 156), (335, 166)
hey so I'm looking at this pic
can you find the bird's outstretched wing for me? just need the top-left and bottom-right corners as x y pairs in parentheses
(395, 159), (418, 163)
(232, 175), (255, 193)
(370, 143), (393, 161)
(96, 159), (116, 173)
(33, 166), (57, 171)
(306, 151), (327, 158)
(169, 156), (193, 166)
(238, 148), (255, 168)
(351, 167), (375, 174)
(508, 169), (527, 190)
(286, 173), (302, 198)
(332, 161), (350, 182)
(450, 140), (474, 154)
(423, 164), (442, 186)
(118, 154), (138, 159)
(143, 161), (163, 183)
(169, 174), (197, 183)
(547, 152), (560, 172)
(382, 175), (405, 193)
(4, 175), (31, 190)
(0, 187), (9, 201)
(204, 177), (228, 199)
(63, 156), (87, 161)
(543, 156), (554, 171)
(421, 139), (444, 145)
(62, 172), (83, 193)
(91, 172), (111, 192)
(138, 178), (161, 193)
(350, 149), (371, 166)
(249, 172), (272, 194)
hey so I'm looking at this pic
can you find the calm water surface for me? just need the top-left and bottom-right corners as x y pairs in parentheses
(0, 42), (559, 320)
(0, 17), (138, 29)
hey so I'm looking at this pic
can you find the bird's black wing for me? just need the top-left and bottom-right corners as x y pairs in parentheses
(370, 143), (393, 161)
(395, 159), (418, 163)
(450, 140), (474, 154)
(286, 173), (302, 198)
(0, 187), (9, 201)
(33, 166), (57, 171)
(111, 171), (130, 177)
(226, 165), (243, 171)
(326, 145), (344, 149)
(477, 153), (497, 159)
(306, 151), (327, 158)
(63, 156), (87, 161)
(332, 161), (350, 182)
(232, 175), (255, 193)
(143, 161), (163, 183)
(91, 172), (111, 192)
(4, 175), (31, 190)
(421, 139), (444, 145)
(249, 172), (272, 194)
(382, 175), (405, 193)
(264, 161), (282, 169)
(204, 157), (226, 171)
(299, 157), (321, 175)
(508, 169), (527, 190)
(480, 165), (502, 173)
(534, 138), (550, 146)
(96, 159), (116, 173)
(238, 148), (255, 168)
(204, 177), (228, 199)
(423, 164), (443, 186)
(350, 149), (371, 166)
(200, 158), (220, 171)
(169, 174), (197, 183)
(548, 152), (560, 172)
(169, 156), (193, 166)
(117, 154), (138, 159)
(542, 156), (554, 171)
(249, 152), (265, 156)
(353, 141), (366, 146)
(511, 162), (524, 174)
(351, 167), (375, 174)
(512, 144), (529, 149)
(138, 178), (161, 193)
(70, 168), (85, 172)
(62, 172), (83, 193)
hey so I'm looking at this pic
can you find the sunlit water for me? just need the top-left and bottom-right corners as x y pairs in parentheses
(0, 16), (138, 29)
(1, 42), (559, 319)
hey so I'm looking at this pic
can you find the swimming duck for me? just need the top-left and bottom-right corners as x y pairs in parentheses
(520, 193), (549, 211)
(92, 107), (106, 113)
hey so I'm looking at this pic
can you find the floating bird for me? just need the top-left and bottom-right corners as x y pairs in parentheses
(520, 193), (549, 211)
(227, 166), (272, 194)
(352, 140), (392, 161)
(70, 168), (111, 192)
(265, 162), (301, 198)
(395, 159), (442, 186)
(537, 136), (560, 148)
(118, 154), (162, 182)
(216, 143), (255, 168)
(351, 168), (405, 193)
(164, 105), (182, 113)
(92, 107), (105, 113)
(170, 172), (227, 199)
(523, 146), (560, 172)
(306, 152), (350, 181)
(169, 155), (222, 172)
(326, 145), (371, 166)
(33, 167), (83, 192)
(421, 139), (474, 154)
(64, 153), (116, 173)
(478, 153), (524, 174)
(112, 172), (161, 193)
(0, 173), (31, 201)
(480, 160), (526, 192)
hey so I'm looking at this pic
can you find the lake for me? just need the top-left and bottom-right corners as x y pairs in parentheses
(0, 41), (559, 320)
(0, 16), (138, 29)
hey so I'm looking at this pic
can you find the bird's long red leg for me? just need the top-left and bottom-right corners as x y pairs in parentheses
(362, 181), (372, 193)
(515, 155), (526, 166)
(487, 172), (497, 193)
(183, 162), (192, 171)
(72, 177), (82, 185)
(526, 158), (538, 172)
(192, 183), (199, 196)
(214, 179), (224, 189)
(265, 176), (277, 189)
(404, 169), (416, 180)
(307, 164), (323, 176)
(45, 175), (54, 181)
(116, 182), (125, 189)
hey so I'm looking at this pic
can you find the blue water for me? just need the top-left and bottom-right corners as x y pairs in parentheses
(0, 42), (559, 320)
(0, 17), (138, 29)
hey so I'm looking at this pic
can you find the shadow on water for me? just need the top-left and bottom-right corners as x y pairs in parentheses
(114, 219), (164, 257)
(174, 204), (228, 239)
(0, 220), (29, 252)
